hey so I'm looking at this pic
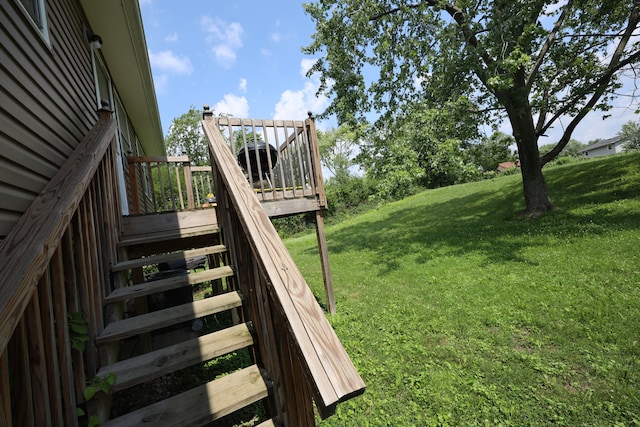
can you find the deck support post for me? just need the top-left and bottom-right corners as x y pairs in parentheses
(315, 209), (336, 314)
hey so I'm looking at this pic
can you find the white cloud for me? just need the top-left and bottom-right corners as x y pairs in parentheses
(201, 17), (244, 67)
(214, 94), (249, 118)
(260, 48), (272, 58)
(272, 58), (331, 120)
(149, 50), (192, 75)
(273, 77), (329, 120)
(300, 58), (316, 77)
(164, 32), (178, 42)
(270, 33), (281, 43)
(238, 78), (247, 93)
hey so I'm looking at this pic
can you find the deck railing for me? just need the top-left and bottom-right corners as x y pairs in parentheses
(126, 156), (216, 214)
(127, 113), (327, 219)
(213, 113), (327, 217)
(0, 109), (120, 426)
(203, 113), (365, 423)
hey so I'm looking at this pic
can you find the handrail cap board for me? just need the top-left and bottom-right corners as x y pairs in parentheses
(0, 114), (117, 355)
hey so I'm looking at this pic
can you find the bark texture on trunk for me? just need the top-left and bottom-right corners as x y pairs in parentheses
(501, 85), (556, 217)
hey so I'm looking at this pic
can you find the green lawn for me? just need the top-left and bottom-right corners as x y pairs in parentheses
(285, 152), (640, 426)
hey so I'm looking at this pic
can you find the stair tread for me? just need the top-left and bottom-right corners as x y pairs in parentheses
(97, 323), (254, 392)
(256, 418), (280, 427)
(101, 364), (269, 427)
(97, 291), (243, 344)
(118, 224), (220, 247)
(104, 266), (234, 304)
(112, 245), (227, 272)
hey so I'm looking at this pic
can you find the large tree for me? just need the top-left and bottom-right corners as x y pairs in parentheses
(303, 0), (640, 216)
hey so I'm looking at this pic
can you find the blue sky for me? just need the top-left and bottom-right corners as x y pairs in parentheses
(139, 1), (637, 145)
(139, 1), (332, 135)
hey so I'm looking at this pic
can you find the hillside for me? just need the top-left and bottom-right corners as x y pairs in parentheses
(286, 151), (640, 426)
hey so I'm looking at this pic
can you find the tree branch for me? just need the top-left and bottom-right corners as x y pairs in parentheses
(541, 8), (640, 165)
(526, 0), (574, 91)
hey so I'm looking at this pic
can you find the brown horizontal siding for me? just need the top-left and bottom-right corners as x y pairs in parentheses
(0, 0), (98, 240)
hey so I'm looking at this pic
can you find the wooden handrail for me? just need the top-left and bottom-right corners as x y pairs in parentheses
(203, 116), (365, 418)
(0, 110), (117, 355)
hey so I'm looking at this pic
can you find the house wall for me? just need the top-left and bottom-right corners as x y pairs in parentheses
(0, 0), (97, 240)
(581, 142), (626, 158)
(0, 0), (144, 241)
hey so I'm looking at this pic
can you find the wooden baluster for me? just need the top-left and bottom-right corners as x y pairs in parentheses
(183, 156), (195, 209)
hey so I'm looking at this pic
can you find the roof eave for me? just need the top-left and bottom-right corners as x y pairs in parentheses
(80, 0), (165, 156)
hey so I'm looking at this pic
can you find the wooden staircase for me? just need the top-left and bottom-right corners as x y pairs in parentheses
(93, 210), (279, 426)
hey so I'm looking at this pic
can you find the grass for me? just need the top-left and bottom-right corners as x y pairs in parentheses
(285, 151), (640, 426)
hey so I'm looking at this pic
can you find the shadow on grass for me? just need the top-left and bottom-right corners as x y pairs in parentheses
(316, 152), (640, 275)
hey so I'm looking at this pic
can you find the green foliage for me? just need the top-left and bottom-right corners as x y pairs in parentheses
(324, 175), (377, 215)
(358, 98), (481, 195)
(539, 139), (586, 159)
(286, 151), (640, 427)
(77, 373), (116, 427)
(165, 105), (209, 165)
(317, 124), (364, 181)
(619, 120), (640, 150)
(68, 312), (89, 352)
(467, 131), (517, 172)
(83, 373), (117, 402)
(303, 0), (640, 213)
(272, 175), (378, 238)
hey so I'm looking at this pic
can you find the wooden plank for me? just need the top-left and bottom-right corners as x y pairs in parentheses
(112, 244), (227, 272)
(0, 114), (116, 355)
(315, 211), (336, 314)
(203, 118), (366, 414)
(104, 266), (234, 304)
(261, 199), (320, 218)
(101, 364), (269, 427)
(50, 245), (79, 427)
(24, 284), (52, 426)
(215, 117), (305, 128)
(12, 319), (35, 426)
(121, 209), (218, 238)
(97, 322), (253, 391)
(37, 270), (65, 427)
(183, 159), (195, 209)
(0, 348), (11, 426)
(98, 290), (243, 343)
(127, 155), (190, 163)
(118, 224), (220, 247)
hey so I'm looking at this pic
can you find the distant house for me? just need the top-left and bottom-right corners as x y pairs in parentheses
(578, 136), (627, 158)
(496, 161), (519, 172)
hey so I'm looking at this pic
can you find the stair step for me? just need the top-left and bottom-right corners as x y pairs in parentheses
(101, 364), (270, 427)
(96, 323), (254, 392)
(112, 245), (227, 272)
(104, 266), (234, 304)
(256, 418), (280, 427)
(118, 224), (220, 247)
(97, 291), (243, 344)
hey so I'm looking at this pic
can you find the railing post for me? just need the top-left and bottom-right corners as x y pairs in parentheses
(306, 112), (327, 208)
(127, 155), (141, 215)
(183, 152), (195, 210)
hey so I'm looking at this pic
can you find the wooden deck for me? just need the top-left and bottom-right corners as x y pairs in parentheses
(0, 111), (364, 427)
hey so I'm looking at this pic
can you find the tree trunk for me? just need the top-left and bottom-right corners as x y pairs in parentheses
(502, 87), (555, 217)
